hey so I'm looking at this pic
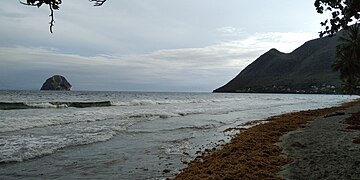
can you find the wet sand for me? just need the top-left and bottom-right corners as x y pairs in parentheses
(175, 100), (360, 179)
(280, 102), (360, 179)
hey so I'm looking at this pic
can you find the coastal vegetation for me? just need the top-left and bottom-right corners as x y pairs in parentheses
(314, 1), (360, 94)
(332, 24), (360, 94)
(314, 0), (360, 37)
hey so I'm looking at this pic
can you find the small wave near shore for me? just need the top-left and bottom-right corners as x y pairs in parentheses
(0, 91), (358, 178)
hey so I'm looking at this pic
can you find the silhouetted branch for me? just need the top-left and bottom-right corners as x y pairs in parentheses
(21, 0), (107, 33)
(20, 0), (61, 33)
(315, 0), (360, 37)
(49, 3), (55, 33)
(89, 0), (107, 6)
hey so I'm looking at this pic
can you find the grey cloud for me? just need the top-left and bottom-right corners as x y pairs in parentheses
(0, 11), (26, 19)
(0, 0), (322, 91)
(0, 44), (248, 91)
(0, 30), (314, 91)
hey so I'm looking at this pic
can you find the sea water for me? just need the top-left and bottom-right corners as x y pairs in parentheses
(0, 90), (357, 179)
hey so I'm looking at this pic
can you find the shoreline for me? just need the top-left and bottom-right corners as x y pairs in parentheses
(174, 100), (360, 179)
(279, 101), (360, 179)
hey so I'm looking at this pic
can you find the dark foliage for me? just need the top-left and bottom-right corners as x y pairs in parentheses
(314, 0), (360, 37)
(20, 0), (107, 33)
(332, 24), (360, 94)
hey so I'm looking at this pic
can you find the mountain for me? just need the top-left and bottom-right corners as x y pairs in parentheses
(213, 34), (342, 94)
(40, 75), (72, 91)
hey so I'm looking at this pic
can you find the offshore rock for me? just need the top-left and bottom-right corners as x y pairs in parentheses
(40, 75), (72, 91)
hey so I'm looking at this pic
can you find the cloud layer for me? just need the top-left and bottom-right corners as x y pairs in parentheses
(0, 31), (316, 91)
(0, 0), (324, 91)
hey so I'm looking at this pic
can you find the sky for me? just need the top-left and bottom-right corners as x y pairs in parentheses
(0, 0), (331, 92)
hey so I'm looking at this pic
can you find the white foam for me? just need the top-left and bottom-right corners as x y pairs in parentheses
(0, 92), (358, 164)
(162, 138), (192, 155)
(24, 102), (67, 108)
(111, 98), (217, 107)
(0, 111), (111, 133)
(0, 130), (116, 163)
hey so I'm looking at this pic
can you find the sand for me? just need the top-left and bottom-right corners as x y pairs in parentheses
(174, 100), (360, 180)
(280, 103), (360, 179)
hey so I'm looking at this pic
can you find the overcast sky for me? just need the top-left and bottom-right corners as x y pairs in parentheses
(0, 0), (330, 92)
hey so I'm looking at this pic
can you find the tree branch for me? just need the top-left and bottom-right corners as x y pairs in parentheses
(49, 2), (55, 33)
(21, 0), (107, 33)
(20, 0), (61, 33)
(315, 0), (360, 37)
(89, 0), (107, 6)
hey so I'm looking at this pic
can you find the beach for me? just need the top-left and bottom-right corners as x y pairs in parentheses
(175, 100), (360, 179)
(0, 91), (358, 179)
(280, 101), (360, 179)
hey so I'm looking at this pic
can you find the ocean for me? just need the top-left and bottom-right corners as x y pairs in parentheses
(0, 90), (357, 179)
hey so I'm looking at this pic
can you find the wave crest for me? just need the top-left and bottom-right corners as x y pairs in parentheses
(0, 101), (112, 110)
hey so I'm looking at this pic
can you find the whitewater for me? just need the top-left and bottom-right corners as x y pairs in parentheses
(0, 90), (357, 179)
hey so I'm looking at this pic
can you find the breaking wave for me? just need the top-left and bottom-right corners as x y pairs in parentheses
(0, 130), (116, 163)
(0, 101), (112, 110)
(0, 98), (216, 110)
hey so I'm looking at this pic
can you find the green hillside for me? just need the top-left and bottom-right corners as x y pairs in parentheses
(214, 34), (342, 94)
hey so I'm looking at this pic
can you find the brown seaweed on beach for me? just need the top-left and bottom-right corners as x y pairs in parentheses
(353, 137), (360, 144)
(345, 111), (360, 126)
(345, 111), (360, 131)
(344, 110), (360, 143)
(175, 100), (360, 180)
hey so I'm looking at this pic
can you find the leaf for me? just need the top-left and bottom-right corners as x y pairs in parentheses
(314, 0), (320, 8)
(52, 4), (59, 9)
(36, 2), (43, 8)
(27, 0), (36, 4)
(355, 13), (360, 19)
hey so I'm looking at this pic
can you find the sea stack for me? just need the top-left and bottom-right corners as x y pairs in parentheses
(40, 75), (72, 91)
